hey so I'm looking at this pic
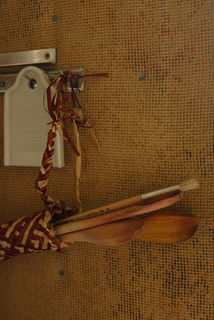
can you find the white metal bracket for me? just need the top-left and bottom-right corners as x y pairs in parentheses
(0, 49), (84, 93)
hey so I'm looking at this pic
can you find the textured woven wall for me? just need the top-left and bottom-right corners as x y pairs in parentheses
(0, 1), (213, 319)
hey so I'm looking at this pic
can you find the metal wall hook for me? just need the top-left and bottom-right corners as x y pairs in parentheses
(0, 49), (84, 93)
(0, 67), (84, 93)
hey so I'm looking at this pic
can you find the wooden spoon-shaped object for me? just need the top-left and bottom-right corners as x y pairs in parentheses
(59, 218), (145, 246)
(137, 212), (198, 243)
(58, 212), (198, 246)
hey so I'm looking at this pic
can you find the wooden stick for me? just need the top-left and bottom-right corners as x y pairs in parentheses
(54, 179), (198, 226)
(55, 193), (183, 236)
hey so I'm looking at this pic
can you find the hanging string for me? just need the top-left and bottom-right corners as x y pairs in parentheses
(35, 71), (107, 214)
(73, 119), (82, 212)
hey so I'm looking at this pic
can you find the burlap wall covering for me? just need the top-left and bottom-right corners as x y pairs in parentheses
(0, 1), (213, 319)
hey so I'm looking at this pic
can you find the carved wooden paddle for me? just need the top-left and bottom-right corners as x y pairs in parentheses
(58, 212), (198, 246)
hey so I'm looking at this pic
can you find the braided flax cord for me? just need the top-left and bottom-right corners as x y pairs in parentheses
(34, 71), (85, 217)
(35, 123), (56, 209)
(34, 122), (75, 221)
(35, 71), (102, 217)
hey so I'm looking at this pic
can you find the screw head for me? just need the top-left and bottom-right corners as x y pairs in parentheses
(52, 15), (58, 22)
(29, 78), (37, 89)
(58, 269), (64, 276)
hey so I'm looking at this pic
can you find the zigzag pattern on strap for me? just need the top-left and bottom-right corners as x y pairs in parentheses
(34, 122), (74, 221)
(35, 123), (56, 210)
